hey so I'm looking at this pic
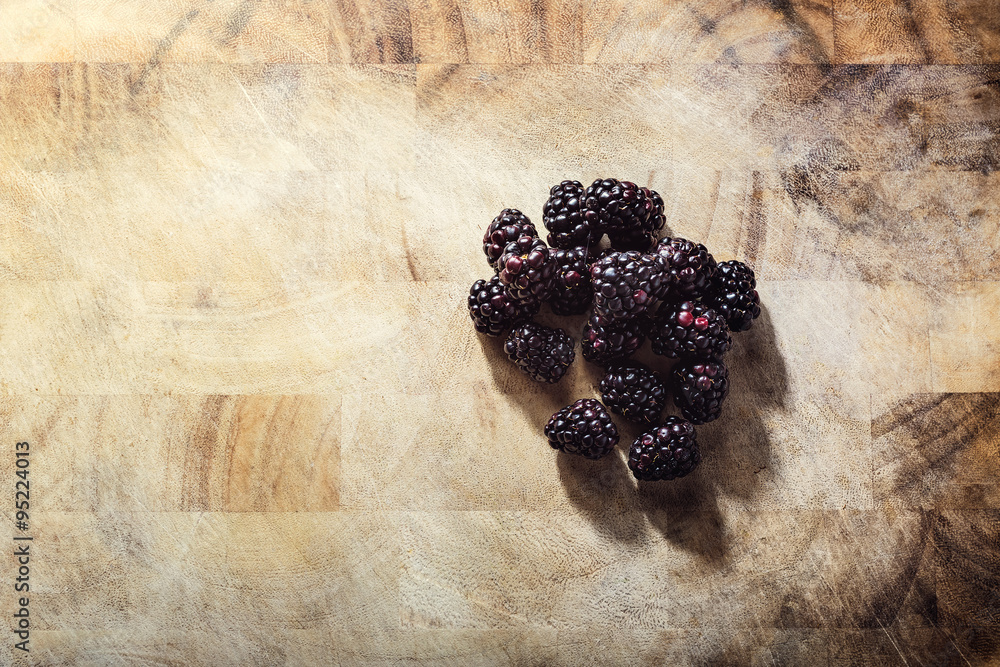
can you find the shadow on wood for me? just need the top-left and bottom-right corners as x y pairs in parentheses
(553, 301), (788, 565)
(555, 450), (647, 545)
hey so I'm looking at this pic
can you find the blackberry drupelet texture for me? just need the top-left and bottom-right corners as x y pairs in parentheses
(650, 300), (732, 360)
(498, 236), (557, 304)
(543, 180), (595, 250)
(544, 399), (620, 459)
(647, 188), (666, 235)
(607, 187), (666, 252)
(468, 275), (540, 337)
(628, 417), (701, 481)
(548, 247), (593, 316)
(584, 178), (654, 238)
(483, 208), (537, 270)
(672, 359), (730, 424)
(655, 237), (718, 300)
(581, 313), (648, 365)
(599, 362), (667, 425)
(607, 227), (658, 252)
(466, 180), (765, 484)
(590, 250), (669, 321)
(504, 322), (575, 383)
(708, 260), (761, 332)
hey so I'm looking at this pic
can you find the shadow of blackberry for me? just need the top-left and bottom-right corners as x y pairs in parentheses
(476, 330), (576, 436)
(479, 296), (788, 567)
(555, 449), (646, 545)
(605, 302), (786, 564)
(636, 472), (731, 567)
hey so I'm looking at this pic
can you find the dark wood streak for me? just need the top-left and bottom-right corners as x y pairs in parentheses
(129, 8), (201, 96)
(741, 171), (766, 267)
(224, 0), (260, 39)
(529, 0), (548, 61)
(181, 395), (227, 511)
(442, 0), (470, 63)
(930, 510), (1000, 657)
(400, 217), (420, 281)
(764, 0), (832, 64)
(898, 0), (933, 64)
(874, 393), (1000, 503)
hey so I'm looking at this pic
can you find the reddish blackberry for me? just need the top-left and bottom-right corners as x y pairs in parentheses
(581, 313), (648, 365)
(545, 399), (619, 459)
(599, 362), (667, 425)
(708, 260), (761, 332)
(654, 237), (717, 300)
(468, 275), (539, 337)
(584, 178), (654, 237)
(672, 359), (729, 424)
(504, 322), (575, 383)
(590, 250), (669, 321)
(543, 180), (597, 249)
(628, 417), (701, 481)
(483, 209), (537, 270)
(498, 236), (556, 304)
(650, 301), (732, 360)
(548, 247), (593, 316)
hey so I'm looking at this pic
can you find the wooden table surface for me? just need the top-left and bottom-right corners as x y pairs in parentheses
(0, 1), (998, 665)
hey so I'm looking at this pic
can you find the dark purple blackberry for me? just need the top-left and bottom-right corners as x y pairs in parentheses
(584, 178), (654, 237)
(543, 180), (597, 249)
(654, 237), (717, 300)
(672, 359), (729, 424)
(646, 187), (666, 236)
(544, 399), (619, 459)
(607, 187), (665, 252)
(483, 209), (537, 270)
(589, 251), (669, 321)
(504, 322), (575, 383)
(467, 275), (539, 337)
(628, 417), (701, 481)
(548, 247), (593, 316)
(599, 362), (667, 425)
(607, 228), (658, 252)
(650, 301), (732, 360)
(498, 236), (556, 304)
(707, 260), (761, 332)
(581, 313), (648, 365)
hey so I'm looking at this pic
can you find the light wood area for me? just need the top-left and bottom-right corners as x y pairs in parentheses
(0, 1), (998, 664)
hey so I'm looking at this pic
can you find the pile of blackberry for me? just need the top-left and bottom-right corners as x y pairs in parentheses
(467, 179), (762, 482)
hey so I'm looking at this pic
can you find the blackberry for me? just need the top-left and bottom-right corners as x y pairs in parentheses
(498, 236), (556, 304)
(654, 237), (717, 300)
(542, 180), (596, 250)
(607, 187), (665, 252)
(548, 247), (593, 316)
(544, 399), (619, 459)
(628, 417), (701, 481)
(584, 178), (654, 237)
(468, 275), (539, 337)
(599, 362), (667, 425)
(708, 260), (761, 332)
(589, 251), (669, 321)
(607, 228), (658, 252)
(483, 209), (537, 270)
(581, 313), (648, 365)
(650, 300), (732, 360)
(646, 187), (666, 237)
(672, 359), (729, 424)
(504, 322), (575, 383)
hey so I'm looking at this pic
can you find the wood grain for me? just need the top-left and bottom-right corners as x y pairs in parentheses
(0, 0), (998, 665)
